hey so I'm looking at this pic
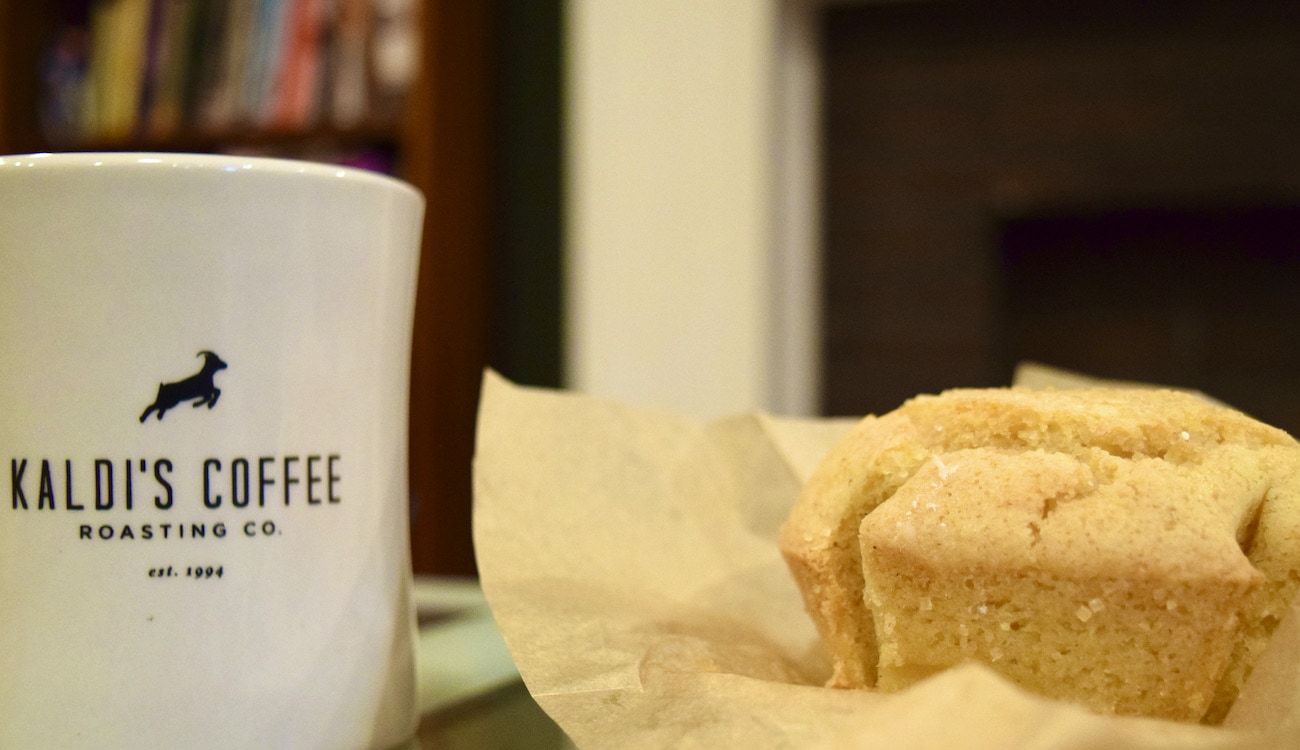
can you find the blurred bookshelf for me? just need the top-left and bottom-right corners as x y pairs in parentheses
(3, 1), (413, 165)
(0, 0), (565, 579)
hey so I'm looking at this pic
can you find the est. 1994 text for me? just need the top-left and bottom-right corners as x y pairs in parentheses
(148, 565), (224, 579)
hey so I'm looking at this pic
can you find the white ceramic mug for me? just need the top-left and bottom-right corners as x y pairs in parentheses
(0, 152), (424, 749)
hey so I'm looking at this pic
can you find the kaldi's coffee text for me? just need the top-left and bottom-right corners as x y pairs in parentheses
(6, 454), (343, 544)
(12, 457), (176, 511)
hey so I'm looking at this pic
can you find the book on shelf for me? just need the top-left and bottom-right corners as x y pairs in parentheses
(267, 0), (328, 131)
(82, 0), (152, 141)
(41, 0), (418, 145)
(140, 0), (194, 136)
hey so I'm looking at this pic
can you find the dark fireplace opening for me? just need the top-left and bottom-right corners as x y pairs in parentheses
(999, 204), (1300, 435)
(819, 0), (1300, 429)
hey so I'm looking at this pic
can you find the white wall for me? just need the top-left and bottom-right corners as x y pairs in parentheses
(564, 0), (820, 417)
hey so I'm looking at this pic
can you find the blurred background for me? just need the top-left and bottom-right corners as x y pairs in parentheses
(1, 0), (1298, 580)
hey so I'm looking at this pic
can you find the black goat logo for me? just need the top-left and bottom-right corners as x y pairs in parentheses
(139, 351), (228, 422)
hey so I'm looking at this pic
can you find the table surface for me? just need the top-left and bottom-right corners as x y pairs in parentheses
(410, 577), (575, 749)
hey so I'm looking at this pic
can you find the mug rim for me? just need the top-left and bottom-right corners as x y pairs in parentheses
(0, 151), (423, 202)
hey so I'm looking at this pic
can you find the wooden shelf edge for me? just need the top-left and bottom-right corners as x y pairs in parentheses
(43, 119), (404, 156)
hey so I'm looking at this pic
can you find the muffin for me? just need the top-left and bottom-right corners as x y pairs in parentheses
(779, 387), (1300, 722)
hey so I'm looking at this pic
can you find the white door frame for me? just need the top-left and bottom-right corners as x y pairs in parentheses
(563, 0), (825, 417)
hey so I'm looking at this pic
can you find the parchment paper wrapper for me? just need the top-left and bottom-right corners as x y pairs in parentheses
(472, 368), (1300, 748)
